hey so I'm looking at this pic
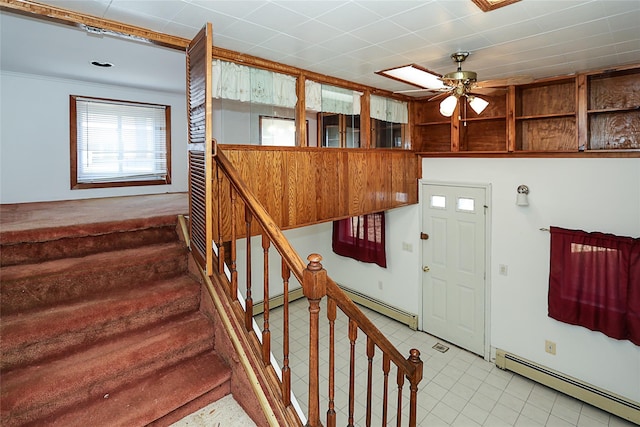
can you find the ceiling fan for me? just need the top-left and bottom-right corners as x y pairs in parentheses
(377, 52), (533, 117)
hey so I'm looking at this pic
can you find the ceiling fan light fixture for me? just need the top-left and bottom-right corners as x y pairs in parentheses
(468, 96), (489, 114)
(439, 95), (458, 117)
(376, 64), (446, 90)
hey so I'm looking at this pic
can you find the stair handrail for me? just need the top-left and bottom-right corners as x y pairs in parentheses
(210, 144), (423, 426)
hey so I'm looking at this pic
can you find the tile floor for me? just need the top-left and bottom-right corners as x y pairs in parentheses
(170, 395), (257, 427)
(256, 298), (636, 427)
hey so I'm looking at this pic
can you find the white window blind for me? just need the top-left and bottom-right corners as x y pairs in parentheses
(75, 97), (168, 184)
(370, 95), (408, 124)
(211, 59), (297, 108)
(305, 80), (361, 115)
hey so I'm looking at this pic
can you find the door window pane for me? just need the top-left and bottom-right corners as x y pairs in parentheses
(457, 197), (475, 212)
(430, 195), (446, 209)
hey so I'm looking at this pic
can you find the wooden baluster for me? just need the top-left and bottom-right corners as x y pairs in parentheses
(281, 261), (291, 407)
(229, 189), (238, 302)
(244, 207), (253, 331)
(407, 349), (423, 427)
(381, 354), (390, 426)
(396, 368), (404, 427)
(261, 233), (271, 365)
(302, 254), (327, 427)
(347, 318), (357, 427)
(365, 337), (374, 427)
(326, 298), (337, 427)
(216, 165), (225, 278)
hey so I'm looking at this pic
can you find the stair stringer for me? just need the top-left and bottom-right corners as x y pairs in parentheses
(181, 234), (303, 426)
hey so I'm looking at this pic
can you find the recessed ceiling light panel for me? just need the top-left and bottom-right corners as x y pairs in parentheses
(376, 64), (446, 90)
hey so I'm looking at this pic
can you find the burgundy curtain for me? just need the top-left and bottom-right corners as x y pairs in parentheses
(548, 226), (640, 345)
(332, 212), (386, 268)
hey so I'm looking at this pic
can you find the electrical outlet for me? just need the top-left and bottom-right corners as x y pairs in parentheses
(545, 340), (556, 355)
(499, 264), (508, 276)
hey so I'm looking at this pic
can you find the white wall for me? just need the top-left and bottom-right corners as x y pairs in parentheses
(0, 71), (188, 203)
(421, 157), (640, 402)
(231, 205), (422, 316)
(273, 157), (640, 403)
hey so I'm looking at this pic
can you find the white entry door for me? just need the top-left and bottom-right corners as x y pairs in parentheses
(421, 183), (486, 356)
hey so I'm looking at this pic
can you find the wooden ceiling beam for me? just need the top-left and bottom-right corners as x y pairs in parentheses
(0, 0), (189, 49)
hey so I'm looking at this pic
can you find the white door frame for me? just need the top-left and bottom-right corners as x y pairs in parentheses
(419, 179), (493, 361)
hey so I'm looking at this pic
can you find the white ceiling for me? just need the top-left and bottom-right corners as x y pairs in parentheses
(1, 0), (639, 95)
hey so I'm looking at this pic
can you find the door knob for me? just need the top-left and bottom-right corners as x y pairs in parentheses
(423, 266), (430, 272)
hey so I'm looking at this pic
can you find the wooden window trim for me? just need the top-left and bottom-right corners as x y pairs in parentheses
(70, 95), (171, 189)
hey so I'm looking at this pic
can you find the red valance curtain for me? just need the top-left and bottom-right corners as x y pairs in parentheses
(548, 226), (640, 345)
(332, 212), (386, 268)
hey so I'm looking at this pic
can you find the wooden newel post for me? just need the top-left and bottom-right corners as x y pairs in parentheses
(407, 348), (423, 427)
(303, 253), (327, 427)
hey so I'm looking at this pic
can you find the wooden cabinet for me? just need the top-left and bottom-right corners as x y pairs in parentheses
(514, 78), (576, 151)
(463, 93), (507, 152)
(413, 92), (507, 152)
(412, 64), (639, 156)
(580, 68), (640, 150)
(413, 100), (452, 152)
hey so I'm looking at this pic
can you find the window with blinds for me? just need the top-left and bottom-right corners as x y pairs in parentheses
(70, 96), (171, 189)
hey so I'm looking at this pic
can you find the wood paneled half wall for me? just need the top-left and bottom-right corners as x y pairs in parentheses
(214, 146), (419, 238)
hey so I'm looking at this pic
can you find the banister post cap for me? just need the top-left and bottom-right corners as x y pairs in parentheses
(303, 253), (326, 300)
(306, 253), (323, 271)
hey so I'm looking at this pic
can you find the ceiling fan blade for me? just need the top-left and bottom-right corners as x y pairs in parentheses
(477, 75), (534, 87)
(428, 91), (451, 102)
(393, 88), (437, 94)
(470, 87), (506, 95)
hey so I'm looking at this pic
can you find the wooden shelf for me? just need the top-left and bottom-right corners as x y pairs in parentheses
(412, 92), (508, 152)
(585, 67), (640, 150)
(516, 112), (575, 120)
(588, 106), (640, 114)
(516, 117), (577, 151)
(411, 63), (639, 156)
(416, 121), (451, 126)
(461, 115), (506, 122)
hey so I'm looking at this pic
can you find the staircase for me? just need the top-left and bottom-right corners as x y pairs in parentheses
(0, 210), (233, 426)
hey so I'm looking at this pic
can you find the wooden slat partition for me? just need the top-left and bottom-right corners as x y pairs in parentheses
(187, 23), (213, 275)
(209, 146), (424, 426)
(217, 145), (419, 239)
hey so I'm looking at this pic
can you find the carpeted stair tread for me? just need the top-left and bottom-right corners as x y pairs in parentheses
(0, 214), (183, 246)
(1, 275), (201, 372)
(1, 241), (188, 314)
(41, 351), (231, 427)
(0, 312), (215, 426)
(0, 223), (180, 267)
(0, 205), (245, 426)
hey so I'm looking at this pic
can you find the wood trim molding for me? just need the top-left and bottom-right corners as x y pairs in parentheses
(471, 0), (521, 12)
(0, 0), (189, 49)
(419, 151), (640, 158)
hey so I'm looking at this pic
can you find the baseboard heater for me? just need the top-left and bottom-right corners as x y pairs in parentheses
(495, 349), (640, 424)
(253, 285), (419, 331)
(338, 285), (418, 330)
(253, 287), (305, 315)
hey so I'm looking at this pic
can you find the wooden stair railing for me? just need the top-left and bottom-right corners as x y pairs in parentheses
(204, 144), (423, 427)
